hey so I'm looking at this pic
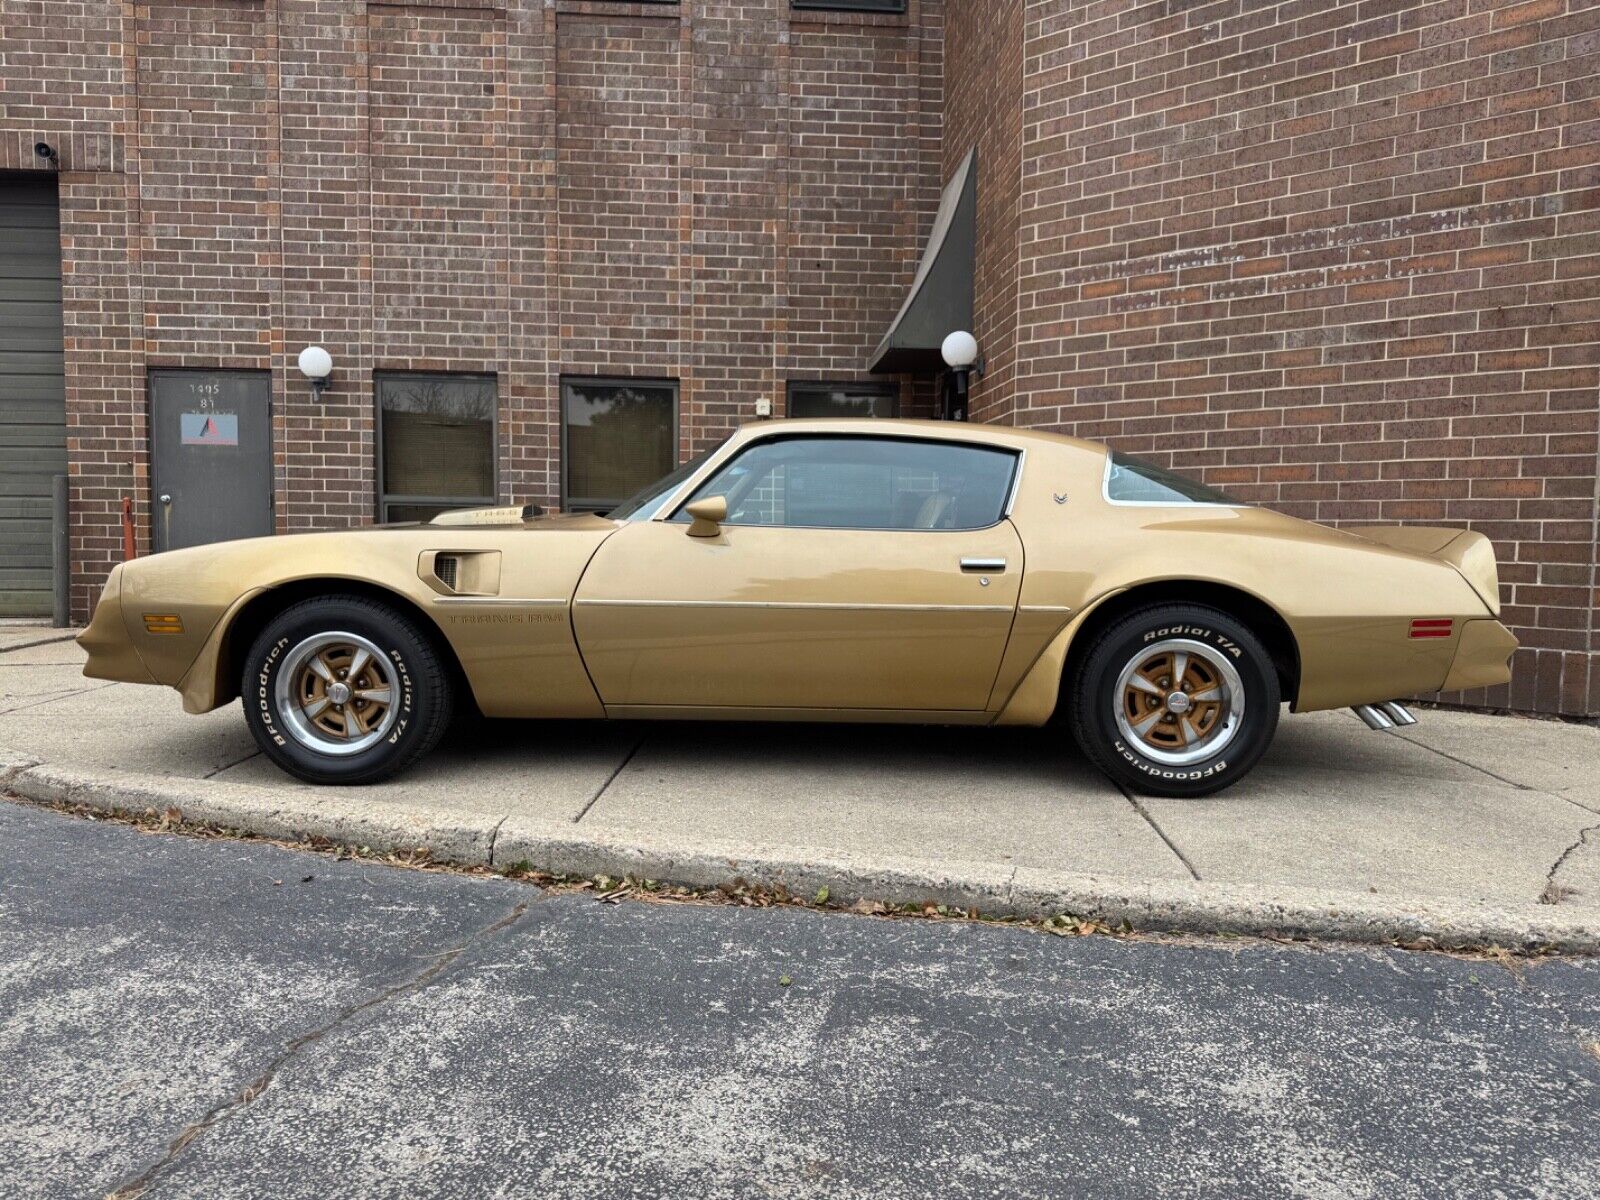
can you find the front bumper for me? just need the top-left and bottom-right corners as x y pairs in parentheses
(76, 565), (157, 685)
(1440, 619), (1518, 693)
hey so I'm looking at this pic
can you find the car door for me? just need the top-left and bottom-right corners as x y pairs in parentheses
(571, 434), (1024, 713)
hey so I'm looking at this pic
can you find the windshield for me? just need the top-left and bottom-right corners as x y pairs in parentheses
(606, 437), (730, 520)
(1105, 451), (1239, 506)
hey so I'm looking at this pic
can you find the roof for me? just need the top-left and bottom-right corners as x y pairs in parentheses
(731, 417), (1110, 460)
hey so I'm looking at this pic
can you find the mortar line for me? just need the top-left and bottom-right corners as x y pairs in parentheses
(1110, 778), (1201, 882)
(105, 900), (531, 1200)
(573, 735), (645, 824)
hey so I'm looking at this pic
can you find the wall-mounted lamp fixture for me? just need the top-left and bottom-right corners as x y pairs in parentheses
(940, 330), (983, 422)
(297, 345), (333, 401)
(34, 142), (59, 169)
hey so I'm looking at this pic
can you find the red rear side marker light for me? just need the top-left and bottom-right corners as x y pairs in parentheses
(1410, 619), (1453, 639)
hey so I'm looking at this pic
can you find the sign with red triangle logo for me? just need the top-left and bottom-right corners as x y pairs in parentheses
(180, 411), (240, 446)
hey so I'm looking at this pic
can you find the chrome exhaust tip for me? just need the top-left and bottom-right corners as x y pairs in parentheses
(1353, 704), (1395, 731)
(1378, 701), (1418, 727)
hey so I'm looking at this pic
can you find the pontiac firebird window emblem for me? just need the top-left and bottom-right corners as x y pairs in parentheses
(1053, 492), (1068, 505)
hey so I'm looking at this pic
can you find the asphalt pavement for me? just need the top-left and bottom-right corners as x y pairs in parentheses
(3, 800), (1597, 1200)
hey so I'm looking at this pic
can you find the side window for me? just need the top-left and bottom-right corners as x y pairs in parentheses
(676, 437), (1017, 531)
(1104, 451), (1239, 506)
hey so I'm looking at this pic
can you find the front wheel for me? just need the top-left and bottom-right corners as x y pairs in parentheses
(241, 595), (454, 785)
(1068, 604), (1280, 798)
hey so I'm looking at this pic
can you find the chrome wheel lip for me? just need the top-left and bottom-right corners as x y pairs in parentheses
(274, 631), (398, 757)
(1113, 637), (1245, 767)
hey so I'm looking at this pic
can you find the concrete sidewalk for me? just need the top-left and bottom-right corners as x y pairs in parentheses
(3, 625), (1598, 950)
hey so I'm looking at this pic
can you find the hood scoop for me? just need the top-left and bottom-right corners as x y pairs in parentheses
(429, 504), (545, 527)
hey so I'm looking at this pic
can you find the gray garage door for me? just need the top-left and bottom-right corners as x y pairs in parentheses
(0, 177), (65, 617)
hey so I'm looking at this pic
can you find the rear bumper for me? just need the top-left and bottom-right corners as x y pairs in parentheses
(1440, 619), (1518, 693)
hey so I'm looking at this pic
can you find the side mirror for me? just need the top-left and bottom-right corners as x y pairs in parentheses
(684, 495), (727, 538)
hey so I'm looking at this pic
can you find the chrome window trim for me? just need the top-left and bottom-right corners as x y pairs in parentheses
(1003, 448), (1026, 517)
(1100, 452), (1242, 509)
(653, 431), (1025, 533)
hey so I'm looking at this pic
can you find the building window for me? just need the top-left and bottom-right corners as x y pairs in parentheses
(562, 376), (678, 512)
(376, 373), (497, 523)
(787, 380), (899, 419)
(792, 0), (906, 12)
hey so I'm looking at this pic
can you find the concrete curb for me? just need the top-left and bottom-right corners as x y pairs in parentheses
(4, 747), (1597, 955)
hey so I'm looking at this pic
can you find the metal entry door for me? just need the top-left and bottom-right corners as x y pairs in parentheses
(0, 177), (65, 616)
(149, 370), (273, 553)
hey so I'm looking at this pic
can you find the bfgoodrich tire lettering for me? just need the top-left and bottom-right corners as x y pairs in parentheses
(1069, 603), (1280, 798)
(242, 595), (454, 785)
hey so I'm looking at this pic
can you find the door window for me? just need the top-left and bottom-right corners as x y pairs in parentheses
(675, 436), (1017, 531)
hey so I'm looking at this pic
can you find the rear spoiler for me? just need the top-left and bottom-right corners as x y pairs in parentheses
(1351, 527), (1501, 616)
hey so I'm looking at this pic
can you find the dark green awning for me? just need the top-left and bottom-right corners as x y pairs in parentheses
(868, 148), (976, 374)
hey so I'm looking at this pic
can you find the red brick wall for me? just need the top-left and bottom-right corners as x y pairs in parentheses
(2, 0), (942, 621)
(943, 0), (1022, 424)
(1012, 0), (1600, 716)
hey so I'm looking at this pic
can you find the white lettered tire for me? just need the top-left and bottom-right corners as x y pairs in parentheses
(241, 595), (454, 785)
(1069, 603), (1279, 798)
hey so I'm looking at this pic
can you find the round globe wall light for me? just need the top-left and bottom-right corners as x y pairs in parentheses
(297, 346), (333, 400)
(298, 345), (333, 381)
(940, 330), (979, 370)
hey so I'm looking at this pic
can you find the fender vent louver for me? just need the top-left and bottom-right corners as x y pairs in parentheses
(434, 554), (460, 592)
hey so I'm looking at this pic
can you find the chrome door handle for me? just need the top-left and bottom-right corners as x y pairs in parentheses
(960, 557), (1006, 573)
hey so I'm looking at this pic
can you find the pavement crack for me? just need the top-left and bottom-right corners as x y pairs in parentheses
(573, 735), (645, 824)
(1390, 730), (1600, 818)
(104, 900), (531, 1200)
(201, 749), (261, 780)
(1111, 779), (1201, 882)
(1541, 822), (1600, 906)
(487, 813), (509, 866)
(0, 631), (79, 655)
(0, 680), (119, 716)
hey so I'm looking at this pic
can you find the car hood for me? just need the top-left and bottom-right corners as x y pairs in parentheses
(423, 505), (616, 531)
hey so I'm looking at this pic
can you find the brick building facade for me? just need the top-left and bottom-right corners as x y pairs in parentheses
(1, 0), (1597, 717)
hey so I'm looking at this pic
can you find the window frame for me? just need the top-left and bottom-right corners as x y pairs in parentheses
(786, 379), (900, 420)
(792, 0), (906, 12)
(666, 432), (1023, 534)
(1100, 451), (1241, 509)
(374, 370), (499, 524)
(560, 374), (681, 514)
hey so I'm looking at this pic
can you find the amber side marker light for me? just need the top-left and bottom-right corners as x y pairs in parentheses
(1409, 618), (1453, 639)
(143, 614), (184, 635)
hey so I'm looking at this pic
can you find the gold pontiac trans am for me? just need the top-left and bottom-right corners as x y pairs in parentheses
(79, 420), (1517, 796)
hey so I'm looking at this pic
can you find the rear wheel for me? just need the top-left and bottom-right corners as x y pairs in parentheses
(1069, 603), (1279, 798)
(241, 595), (453, 785)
